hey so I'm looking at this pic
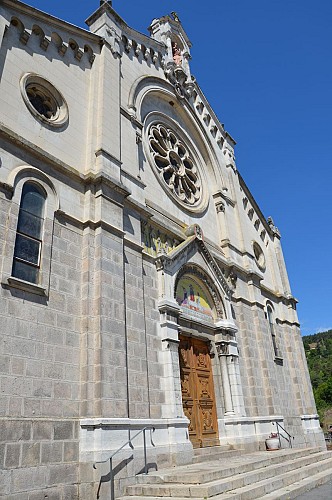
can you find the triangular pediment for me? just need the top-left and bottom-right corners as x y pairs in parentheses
(154, 225), (233, 299)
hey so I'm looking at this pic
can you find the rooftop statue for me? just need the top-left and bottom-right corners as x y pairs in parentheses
(171, 11), (181, 23)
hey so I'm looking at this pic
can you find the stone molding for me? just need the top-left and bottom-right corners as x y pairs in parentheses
(80, 417), (189, 428)
(239, 172), (277, 239)
(4, 11), (97, 66)
(0, 124), (130, 200)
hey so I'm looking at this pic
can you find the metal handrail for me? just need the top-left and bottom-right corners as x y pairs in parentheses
(93, 426), (155, 500)
(273, 421), (294, 448)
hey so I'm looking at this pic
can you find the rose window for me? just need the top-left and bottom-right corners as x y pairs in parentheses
(148, 124), (202, 206)
(20, 74), (69, 128)
(26, 84), (57, 119)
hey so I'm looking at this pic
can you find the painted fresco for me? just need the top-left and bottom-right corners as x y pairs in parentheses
(142, 222), (179, 256)
(176, 277), (215, 323)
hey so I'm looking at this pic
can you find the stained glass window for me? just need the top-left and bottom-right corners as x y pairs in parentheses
(267, 305), (280, 359)
(12, 183), (46, 284)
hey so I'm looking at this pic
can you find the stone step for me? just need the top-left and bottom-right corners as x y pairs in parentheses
(192, 445), (244, 464)
(211, 456), (332, 499)
(134, 447), (322, 486)
(120, 460), (332, 500)
(188, 453), (332, 498)
(257, 468), (332, 499)
(193, 445), (231, 455)
(192, 448), (242, 464)
(125, 451), (332, 498)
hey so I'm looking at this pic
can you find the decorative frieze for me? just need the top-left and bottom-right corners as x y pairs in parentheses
(6, 16), (97, 66)
(142, 221), (180, 257)
(121, 34), (163, 67)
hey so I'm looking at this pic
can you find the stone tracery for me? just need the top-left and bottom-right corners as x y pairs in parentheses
(148, 123), (202, 207)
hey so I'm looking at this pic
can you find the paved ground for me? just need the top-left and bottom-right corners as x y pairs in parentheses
(296, 480), (332, 499)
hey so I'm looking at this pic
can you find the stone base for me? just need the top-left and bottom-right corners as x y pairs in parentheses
(79, 417), (193, 499)
(218, 414), (326, 452)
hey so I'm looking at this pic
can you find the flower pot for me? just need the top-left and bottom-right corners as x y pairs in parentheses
(265, 437), (280, 451)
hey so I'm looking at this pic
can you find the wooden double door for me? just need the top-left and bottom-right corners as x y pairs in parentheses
(179, 335), (219, 448)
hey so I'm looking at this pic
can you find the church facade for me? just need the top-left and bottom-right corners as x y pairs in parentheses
(0, 1), (324, 498)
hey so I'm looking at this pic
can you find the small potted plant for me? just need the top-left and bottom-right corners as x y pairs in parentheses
(265, 432), (280, 451)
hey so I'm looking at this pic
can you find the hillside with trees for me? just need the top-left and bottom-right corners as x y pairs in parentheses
(303, 329), (332, 428)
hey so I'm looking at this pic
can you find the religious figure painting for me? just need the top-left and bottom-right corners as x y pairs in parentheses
(176, 277), (214, 322)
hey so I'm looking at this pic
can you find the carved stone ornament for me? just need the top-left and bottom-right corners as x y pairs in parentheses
(222, 143), (237, 172)
(216, 342), (229, 355)
(171, 11), (181, 23)
(215, 200), (225, 213)
(184, 224), (203, 241)
(222, 267), (238, 291)
(164, 62), (196, 100)
(267, 216), (281, 238)
(105, 27), (122, 57)
(147, 123), (203, 208)
(142, 221), (180, 257)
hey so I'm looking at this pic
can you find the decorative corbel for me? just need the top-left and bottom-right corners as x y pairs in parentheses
(215, 200), (225, 213)
(267, 216), (281, 238)
(155, 251), (168, 272)
(58, 43), (67, 56)
(216, 341), (229, 356)
(136, 131), (142, 144)
(40, 37), (50, 51)
(106, 28), (122, 57)
(19, 30), (30, 45)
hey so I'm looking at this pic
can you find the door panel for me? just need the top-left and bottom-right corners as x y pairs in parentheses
(179, 336), (219, 448)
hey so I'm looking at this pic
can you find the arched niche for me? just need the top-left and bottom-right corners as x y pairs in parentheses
(128, 76), (226, 191)
(174, 265), (226, 325)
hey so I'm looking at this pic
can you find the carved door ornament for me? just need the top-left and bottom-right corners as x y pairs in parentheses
(179, 336), (219, 448)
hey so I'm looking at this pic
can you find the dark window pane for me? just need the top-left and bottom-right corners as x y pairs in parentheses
(14, 234), (40, 265)
(17, 210), (43, 239)
(12, 183), (46, 284)
(12, 260), (38, 284)
(21, 184), (46, 218)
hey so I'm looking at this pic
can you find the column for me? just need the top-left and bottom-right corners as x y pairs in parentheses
(217, 342), (235, 415)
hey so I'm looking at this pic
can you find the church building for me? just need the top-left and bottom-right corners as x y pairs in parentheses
(0, 0), (324, 498)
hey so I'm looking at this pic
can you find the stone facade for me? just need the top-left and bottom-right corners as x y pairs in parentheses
(0, 1), (324, 499)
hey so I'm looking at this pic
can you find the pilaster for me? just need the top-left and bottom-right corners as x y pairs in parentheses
(158, 299), (183, 419)
(86, 4), (122, 180)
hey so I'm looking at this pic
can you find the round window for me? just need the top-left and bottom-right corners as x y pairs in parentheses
(20, 74), (68, 128)
(146, 122), (205, 211)
(253, 241), (266, 271)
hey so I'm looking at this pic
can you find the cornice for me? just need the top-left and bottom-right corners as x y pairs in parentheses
(55, 209), (125, 238)
(145, 198), (187, 233)
(153, 228), (233, 299)
(0, 124), (130, 199)
(3, 0), (101, 43)
(238, 172), (275, 238)
(86, 3), (165, 53)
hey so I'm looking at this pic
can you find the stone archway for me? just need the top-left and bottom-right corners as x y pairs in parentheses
(175, 268), (223, 447)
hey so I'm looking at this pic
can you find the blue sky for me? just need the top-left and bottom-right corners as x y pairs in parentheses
(27, 1), (332, 335)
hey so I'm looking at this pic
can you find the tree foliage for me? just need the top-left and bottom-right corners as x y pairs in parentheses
(303, 329), (332, 425)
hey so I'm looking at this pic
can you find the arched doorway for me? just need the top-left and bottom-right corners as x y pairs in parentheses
(175, 269), (223, 448)
(179, 335), (219, 448)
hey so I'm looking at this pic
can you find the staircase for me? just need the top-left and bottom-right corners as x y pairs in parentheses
(118, 446), (332, 500)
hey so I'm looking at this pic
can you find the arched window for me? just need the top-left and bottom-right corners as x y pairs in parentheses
(12, 182), (46, 284)
(267, 304), (281, 359)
